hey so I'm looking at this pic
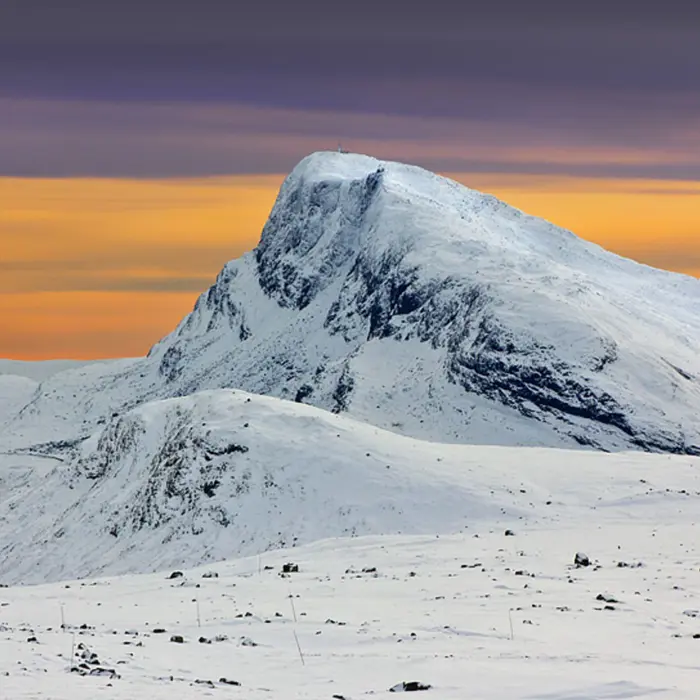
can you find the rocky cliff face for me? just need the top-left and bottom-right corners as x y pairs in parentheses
(6, 151), (700, 453)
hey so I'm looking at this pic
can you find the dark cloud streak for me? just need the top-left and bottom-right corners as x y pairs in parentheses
(2, 1), (699, 100)
(0, 1), (698, 178)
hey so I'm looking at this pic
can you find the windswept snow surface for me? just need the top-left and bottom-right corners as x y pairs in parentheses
(2, 526), (699, 699)
(4, 151), (700, 453)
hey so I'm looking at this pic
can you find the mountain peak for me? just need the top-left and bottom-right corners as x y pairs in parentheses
(6, 152), (700, 455)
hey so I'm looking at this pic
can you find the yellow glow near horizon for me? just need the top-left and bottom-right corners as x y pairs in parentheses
(2, 174), (699, 360)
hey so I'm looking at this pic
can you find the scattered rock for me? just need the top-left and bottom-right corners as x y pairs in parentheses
(71, 665), (119, 679)
(198, 636), (211, 644)
(167, 571), (184, 580)
(220, 677), (241, 686)
(282, 563), (299, 574)
(574, 552), (590, 567)
(201, 571), (219, 579)
(390, 681), (432, 692)
(617, 561), (644, 568)
(240, 636), (258, 647)
(596, 593), (620, 604)
(504, 529), (515, 537)
(89, 668), (119, 679)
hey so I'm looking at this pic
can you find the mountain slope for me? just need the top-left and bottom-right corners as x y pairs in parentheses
(0, 358), (113, 382)
(1, 388), (699, 585)
(4, 151), (700, 452)
(0, 374), (37, 426)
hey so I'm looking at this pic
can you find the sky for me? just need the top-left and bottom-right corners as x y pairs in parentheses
(2, 1), (700, 359)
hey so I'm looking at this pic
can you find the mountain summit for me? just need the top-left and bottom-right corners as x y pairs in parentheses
(7, 151), (700, 452)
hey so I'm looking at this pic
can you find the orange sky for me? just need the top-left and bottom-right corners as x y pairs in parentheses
(2, 174), (700, 360)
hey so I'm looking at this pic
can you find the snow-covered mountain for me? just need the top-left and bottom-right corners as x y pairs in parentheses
(4, 153), (700, 700)
(2, 388), (699, 585)
(4, 151), (700, 453)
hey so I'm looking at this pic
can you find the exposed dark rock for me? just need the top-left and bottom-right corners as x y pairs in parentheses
(574, 552), (590, 567)
(89, 667), (119, 678)
(295, 384), (314, 403)
(220, 677), (241, 685)
(389, 681), (432, 692)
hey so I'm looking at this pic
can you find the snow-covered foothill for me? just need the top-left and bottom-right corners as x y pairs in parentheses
(1, 388), (698, 585)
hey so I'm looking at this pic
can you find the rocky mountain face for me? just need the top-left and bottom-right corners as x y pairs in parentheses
(144, 152), (700, 453)
(5, 151), (700, 453)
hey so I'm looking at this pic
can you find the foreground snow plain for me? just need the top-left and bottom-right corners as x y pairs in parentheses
(2, 522), (699, 700)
